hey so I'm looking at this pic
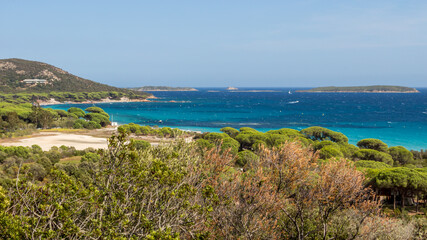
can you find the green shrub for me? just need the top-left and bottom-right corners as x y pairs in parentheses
(357, 139), (389, 153)
(84, 113), (110, 127)
(195, 139), (215, 151)
(318, 145), (344, 159)
(84, 121), (102, 129)
(266, 128), (303, 138)
(301, 126), (348, 143)
(389, 146), (414, 166)
(353, 149), (393, 166)
(28, 163), (47, 181)
(132, 140), (150, 151)
(220, 127), (239, 138)
(314, 140), (338, 151)
(338, 143), (359, 158)
(235, 150), (259, 167)
(355, 160), (392, 169)
(81, 152), (100, 163)
(73, 119), (86, 129)
(235, 132), (267, 149)
(68, 107), (85, 118)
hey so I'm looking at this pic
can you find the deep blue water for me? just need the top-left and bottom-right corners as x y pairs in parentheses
(48, 88), (427, 150)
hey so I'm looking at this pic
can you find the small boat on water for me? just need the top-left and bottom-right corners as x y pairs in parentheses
(288, 90), (292, 94)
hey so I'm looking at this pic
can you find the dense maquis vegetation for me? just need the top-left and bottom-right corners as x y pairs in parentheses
(298, 85), (419, 93)
(118, 123), (196, 138)
(0, 91), (150, 105)
(122, 123), (427, 211)
(1, 130), (426, 239)
(0, 104), (111, 138)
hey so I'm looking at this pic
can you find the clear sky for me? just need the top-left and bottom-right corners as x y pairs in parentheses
(1, 0), (427, 87)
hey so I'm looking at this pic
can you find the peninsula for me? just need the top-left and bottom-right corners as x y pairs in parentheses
(0, 58), (152, 105)
(297, 85), (419, 93)
(131, 86), (198, 91)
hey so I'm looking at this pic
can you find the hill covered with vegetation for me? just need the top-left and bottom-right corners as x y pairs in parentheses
(0, 58), (143, 94)
(299, 85), (419, 93)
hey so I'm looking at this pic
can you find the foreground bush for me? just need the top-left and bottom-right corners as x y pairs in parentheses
(0, 132), (422, 239)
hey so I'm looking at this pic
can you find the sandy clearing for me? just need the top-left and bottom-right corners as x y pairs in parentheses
(1, 133), (108, 151)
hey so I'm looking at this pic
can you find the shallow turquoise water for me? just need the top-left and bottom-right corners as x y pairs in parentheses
(48, 88), (427, 150)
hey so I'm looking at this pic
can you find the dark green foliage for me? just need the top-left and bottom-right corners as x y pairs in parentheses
(357, 138), (389, 153)
(314, 140), (338, 151)
(0, 104), (103, 134)
(55, 109), (68, 118)
(204, 132), (229, 141)
(28, 106), (54, 129)
(353, 149), (394, 166)
(118, 124), (191, 139)
(251, 140), (267, 152)
(73, 119), (86, 129)
(266, 128), (303, 138)
(264, 134), (288, 147)
(195, 139), (215, 152)
(389, 146), (414, 166)
(301, 126), (348, 143)
(132, 139), (151, 151)
(235, 132), (267, 150)
(371, 167), (427, 207)
(355, 160), (392, 169)
(220, 137), (240, 155)
(84, 121), (102, 129)
(411, 149), (427, 161)
(68, 107), (85, 118)
(28, 163), (47, 181)
(294, 137), (313, 148)
(239, 127), (260, 134)
(85, 106), (109, 117)
(338, 143), (359, 158)
(81, 152), (100, 163)
(220, 127), (239, 138)
(235, 150), (259, 167)
(36, 156), (53, 171)
(318, 145), (344, 159)
(84, 113), (110, 127)
(203, 132), (240, 155)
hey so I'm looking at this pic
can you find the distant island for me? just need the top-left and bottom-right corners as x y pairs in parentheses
(131, 86), (198, 91)
(297, 85), (419, 93)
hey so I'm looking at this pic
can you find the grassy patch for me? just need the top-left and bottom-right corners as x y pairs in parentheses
(60, 156), (81, 164)
(41, 128), (83, 133)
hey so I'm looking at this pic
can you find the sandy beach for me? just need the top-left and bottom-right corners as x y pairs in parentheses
(0, 129), (191, 151)
(1, 132), (108, 151)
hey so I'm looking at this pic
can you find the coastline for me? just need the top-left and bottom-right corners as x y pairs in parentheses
(142, 89), (198, 92)
(39, 96), (158, 106)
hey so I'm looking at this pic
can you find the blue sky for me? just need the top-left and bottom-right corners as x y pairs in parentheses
(1, 0), (427, 87)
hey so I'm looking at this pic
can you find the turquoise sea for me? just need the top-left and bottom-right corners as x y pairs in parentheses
(48, 88), (427, 150)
